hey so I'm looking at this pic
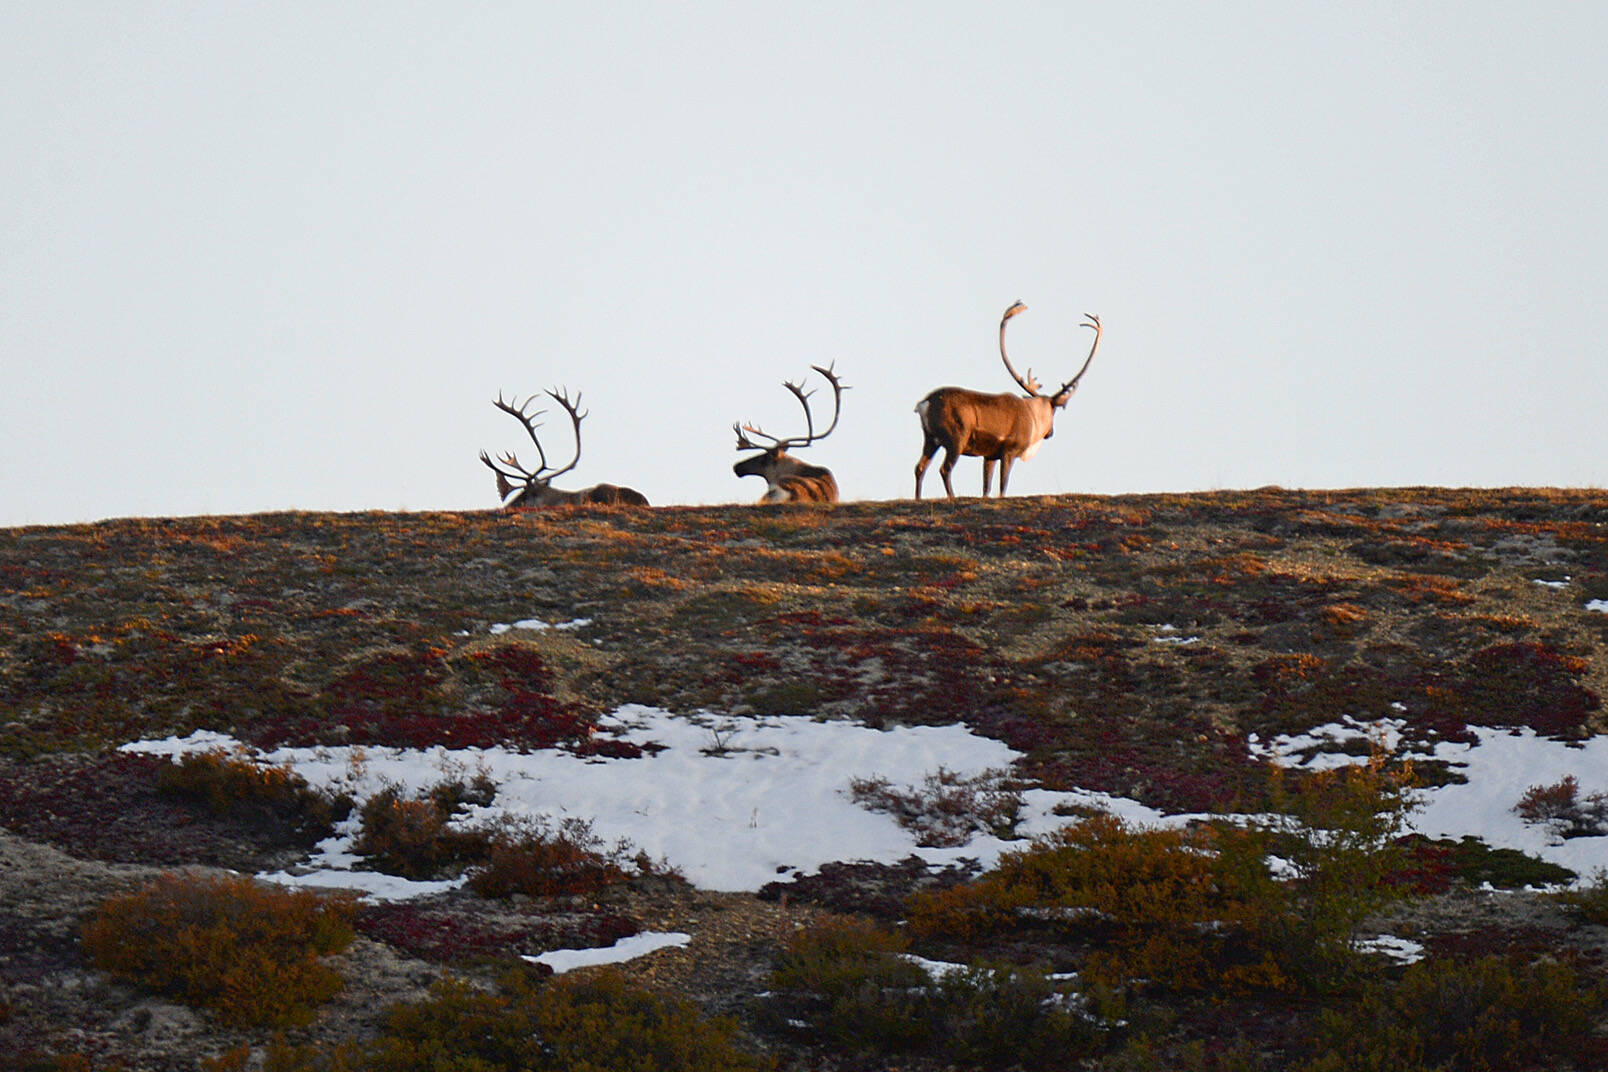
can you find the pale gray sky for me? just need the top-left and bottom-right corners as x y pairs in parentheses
(4, 3), (1605, 527)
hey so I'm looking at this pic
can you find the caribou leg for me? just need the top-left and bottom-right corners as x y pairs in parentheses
(938, 449), (960, 499)
(914, 435), (941, 499)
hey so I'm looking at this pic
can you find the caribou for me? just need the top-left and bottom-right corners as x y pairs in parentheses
(732, 363), (847, 503)
(914, 302), (1101, 499)
(479, 388), (649, 507)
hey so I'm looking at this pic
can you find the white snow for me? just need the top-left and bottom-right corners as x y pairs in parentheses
(1248, 716), (1409, 770)
(1587, 599), (1608, 614)
(122, 706), (1063, 897)
(1254, 719), (1608, 883)
(527, 931), (691, 974)
(126, 709), (1608, 894)
(1150, 625), (1202, 646)
(1358, 935), (1425, 964)
(1413, 727), (1608, 880)
(122, 703), (1608, 971)
(899, 953), (971, 981)
(488, 617), (592, 635)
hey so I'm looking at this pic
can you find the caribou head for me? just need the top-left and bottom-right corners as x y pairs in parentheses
(732, 362), (847, 503)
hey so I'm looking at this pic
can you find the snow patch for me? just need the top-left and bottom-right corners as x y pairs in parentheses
(1359, 935), (1425, 964)
(1248, 716), (1405, 769)
(527, 931), (691, 974)
(124, 706), (1608, 905)
(122, 707), (1080, 895)
(1253, 717), (1608, 885)
(489, 617), (592, 635)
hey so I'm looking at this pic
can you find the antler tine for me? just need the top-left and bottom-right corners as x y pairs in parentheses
(782, 378), (817, 444)
(492, 391), (545, 423)
(489, 449), (539, 478)
(1057, 312), (1104, 396)
(490, 390), (553, 476)
(545, 386), (589, 422)
(492, 391), (549, 446)
(736, 363), (848, 453)
(734, 421), (781, 451)
(806, 362), (848, 441)
(479, 449), (529, 502)
(538, 386), (585, 481)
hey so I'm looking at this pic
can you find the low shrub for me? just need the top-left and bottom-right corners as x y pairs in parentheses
(427, 772), (497, 812)
(80, 872), (357, 1027)
(1515, 775), (1608, 839)
(763, 917), (928, 1051)
(155, 748), (350, 842)
(351, 786), (669, 895)
(1554, 869), (1608, 926)
(1298, 954), (1605, 1072)
(1088, 1037), (1265, 1071)
(466, 816), (663, 899)
(912, 757), (1417, 996)
(1256, 756), (1417, 990)
(7, 1057), (104, 1072)
(243, 1039), (368, 1072)
(756, 855), (981, 919)
(350, 784), (487, 880)
(762, 917), (1114, 1067)
(910, 814), (1292, 994)
(1402, 834), (1576, 889)
(256, 967), (767, 1072)
(849, 767), (1021, 847)
(925, 962), (1116, 1069)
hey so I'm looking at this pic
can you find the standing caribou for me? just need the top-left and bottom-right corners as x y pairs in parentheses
(732, 363), (847, 503)
(480, 388), (649, 507)
(914, 302), (1102, 499)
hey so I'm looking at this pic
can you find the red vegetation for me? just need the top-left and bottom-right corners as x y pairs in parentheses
(356, 902), (638, 964)
(252, 644), (642, 756)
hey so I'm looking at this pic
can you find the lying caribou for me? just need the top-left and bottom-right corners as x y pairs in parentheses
(732, 363), (847, 503)
(914, 301), (1101, 498)
(479, 388), (649, 507)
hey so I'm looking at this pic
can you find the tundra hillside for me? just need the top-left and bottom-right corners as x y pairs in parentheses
(3, 487), (1608, 1070)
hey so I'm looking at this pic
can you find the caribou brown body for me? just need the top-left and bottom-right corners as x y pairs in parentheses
(505, 480), (649, 507)
(914, 302), (1101, 499)
(733, 363), (847, 503)
(480, 388), (649, 507)
(733, 454), (839, 503)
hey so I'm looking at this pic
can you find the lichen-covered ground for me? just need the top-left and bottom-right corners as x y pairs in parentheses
(3, 487), (1607, 1069)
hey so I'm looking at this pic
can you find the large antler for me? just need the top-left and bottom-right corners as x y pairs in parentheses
(1054, 313), (1102, 398)
(734, 362), (848, 452)
(479, 388), (586, 497)
(480, 392), (549, 498)
(539, 387), (586, 483)
(997, 301), (1041, 395)
(998, 303), (1103, 400)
